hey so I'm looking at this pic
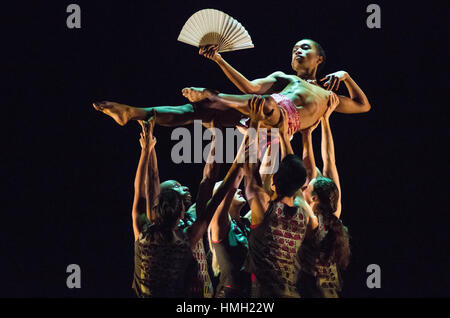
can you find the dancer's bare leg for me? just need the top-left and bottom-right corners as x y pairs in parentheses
(93, 101), (200, 126)
(182, 87), (281, 127)
(93, 86), (286, 128)
(184, 89), (332, 130)
(93, 101), (242, 127)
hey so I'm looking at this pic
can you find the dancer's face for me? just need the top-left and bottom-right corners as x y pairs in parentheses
(233, 188), (247, 206)
(291, 39), (323, 73)
(160, 180), (192, 208)
(303, 178), (317, 207)
(214, 181), (247, 207)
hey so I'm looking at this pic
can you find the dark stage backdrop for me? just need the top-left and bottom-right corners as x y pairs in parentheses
(1, 0), (448, 297)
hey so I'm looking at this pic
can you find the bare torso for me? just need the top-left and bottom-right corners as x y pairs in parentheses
(268, 72), (332, 129)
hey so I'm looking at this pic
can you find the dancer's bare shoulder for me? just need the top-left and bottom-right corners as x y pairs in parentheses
(255, 71), (294, 94)
(293, 75), (331, 97)
(269, 70), (287, 78)
(255, 71), (286, 84)
(270, 71), (297, 82)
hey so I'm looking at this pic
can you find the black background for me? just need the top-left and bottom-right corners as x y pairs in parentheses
(1, 0), (448, 297)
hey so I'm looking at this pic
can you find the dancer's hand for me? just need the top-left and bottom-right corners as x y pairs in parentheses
(138, 120), (156, 149)
(202, 117), (222, 130)
(324, 92), (339, 119)
(199, 45), (221, 62)
(147, 112), (156, 136)
(248, 95), (266, 125)
(138, 121), (149, 148)
(320, 71), (349, 91)
(279, 108), (295, 140)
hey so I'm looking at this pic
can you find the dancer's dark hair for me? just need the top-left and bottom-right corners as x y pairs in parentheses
(153, 188), (184, 238)
(312, 177), (350, 269)
(273, 154), (306, 198)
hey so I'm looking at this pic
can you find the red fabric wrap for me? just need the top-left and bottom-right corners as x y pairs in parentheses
(271, 93), (301, 133)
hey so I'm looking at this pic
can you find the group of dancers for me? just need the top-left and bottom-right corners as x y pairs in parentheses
(94, 39), (371, 298)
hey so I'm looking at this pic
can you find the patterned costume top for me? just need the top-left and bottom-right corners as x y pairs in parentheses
(298, 214), (342, 298)
(179, 205), (214, 298)
(132, 224), (197, 298)
(246, 201), (308, 298)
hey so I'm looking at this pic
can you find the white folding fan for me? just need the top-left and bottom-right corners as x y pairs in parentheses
(177, 9), (254, 53)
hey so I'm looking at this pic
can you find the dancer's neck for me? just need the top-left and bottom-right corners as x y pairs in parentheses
(296, 68), (317, 81)
(229, 204), (243, 221)
(280, 196), (295, 207)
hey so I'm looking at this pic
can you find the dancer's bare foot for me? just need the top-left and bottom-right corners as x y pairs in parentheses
(181, 87), (213, 102)
(92, 101), (133, 126)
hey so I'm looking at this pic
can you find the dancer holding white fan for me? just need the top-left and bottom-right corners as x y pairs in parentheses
(93, 9), (370, 135)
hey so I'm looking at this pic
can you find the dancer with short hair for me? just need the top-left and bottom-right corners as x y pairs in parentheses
(242, 96), (318, 298)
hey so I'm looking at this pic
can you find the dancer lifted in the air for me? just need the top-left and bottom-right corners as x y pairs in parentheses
(93, 39), (370, 134)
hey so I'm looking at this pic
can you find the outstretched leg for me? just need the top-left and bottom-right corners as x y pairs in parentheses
(93, 100), (243, 127)
(94, 87), (281, 128)
(182, 87), (281, 127)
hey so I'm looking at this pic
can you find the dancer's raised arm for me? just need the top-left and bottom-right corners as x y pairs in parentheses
(195, 121), (222, 221)
(145, 118), (160, 223)
(321, 99), (342, 218)
(243, 96), (271, 226)
(320, 71), (371, 114)
(278, 108), (295, 158)
(188, 122), (243, 247)
(300, 120), (320, 188)
(132, 120), (157, 241)
(209, 162), (244, 243)
(200, 45), (281, 94)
